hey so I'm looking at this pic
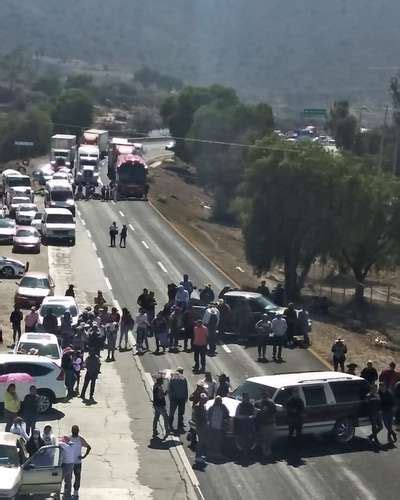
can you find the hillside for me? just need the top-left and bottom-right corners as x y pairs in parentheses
(1, 0), (399, 109)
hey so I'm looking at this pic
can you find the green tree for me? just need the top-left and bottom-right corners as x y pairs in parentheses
(241, 139), (341, 300)
(328, 101), (357, 151)
(65, 73), (94, 92)
(52, 89), (93, 134)
(32, 75), (62, 98)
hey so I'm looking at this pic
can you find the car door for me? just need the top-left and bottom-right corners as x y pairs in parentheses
(301, 384), (333, 433)
(19, 445), (62, 496)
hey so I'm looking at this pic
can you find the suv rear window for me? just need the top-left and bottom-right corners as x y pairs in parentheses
(329, 380), (369, 403)
(231, 381), (275, 400)
(303, 385), (327, 406)
(1, 362), (52, 377)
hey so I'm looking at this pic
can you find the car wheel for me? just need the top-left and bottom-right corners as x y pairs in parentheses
(37, 390), (53, 414)
(333, 417), (355, 443)
(1, 265), (15, 278)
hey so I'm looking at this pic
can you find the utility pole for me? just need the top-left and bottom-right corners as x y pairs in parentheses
(378, 105), (389, 171)
(390, 75), (400, 176)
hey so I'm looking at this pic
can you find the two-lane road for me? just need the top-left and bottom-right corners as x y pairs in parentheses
(77, 193), (400, 500)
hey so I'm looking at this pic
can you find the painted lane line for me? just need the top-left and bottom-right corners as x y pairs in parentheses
(105, 276), (112, 290)
(141, 240), (149, 249)
(111, 200), (116, 205)
(92, 242), (97, 251)
(86, 229), (92, 239)
(129, 224), (135, 231)
(157, 261), (168, 273)
(235, 266), (244, 273)
(221, 343), (232, 353)
(81, 218), (86, 227)
(119, 210), (125, 217)
(98, 257), (104, 270)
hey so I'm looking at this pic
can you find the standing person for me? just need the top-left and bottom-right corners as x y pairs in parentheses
(192, 319), (208, 373)
(137, 289), (151, 311)
(61, 425), (91, 499)
(4, 384), (21, 432)
(284, 303), (297, 346)
(181, 274), (194, 298)
(366, 384), (383, 446)
(193, 393), (209, 467)
(331, 338), (348, 372)
(361, 361), (379, 386)
(152, 376), (170, 439)
(168, 368), (189, 431)
(42, 425), (56, 445)
(109, 222), (118, 247)
(43, 309), (58, 335)
(65, 284), (75, 298)
(24, 307), (38, 333)
(234, 393), (256, 454)
(379, 382), (397, 443)
(61, 350), (76, 399)
(200, 284), (215, 305)
(94, 290), (107, 311)
(147, 291), (157, 323)
(22, 385), (39, 436)
(120, 224), (128, 248)
(271, 313), (287, 362)
(256, 280), (270, 298)
(255, 395), (277, 458)
(169, 306), (182, 352)
(106, 322), (118, 361)
(72, 351), (83, 394)
(119, 307), (134, 350)
(110, 306), (121, 324)
(135, 308), (150, 354)
(207, 396), (229, 459)
(182, 305), (194, 352)
(298, 308), (310, 346)
(26, 429), (45, 457)
(203, 303), (220, 356)
(10, 416), (29, 441)
(201, 372), (217, 399)
(285, 388), (305, 439)
(101, 184), (106, 201)
(216, 299), (231, 335)
(346, 363), (358, 375)
(175, 285), (189, 309)
(80, 351), (101, 402)
(216, 374), (231, 397)
(167, 283), (178, 303)
(152, 311), (168, 354)
(10, 305), (23, 345)
(234, 300), (252, 341)
(255, 314), (271, 362)
(394, 380), (400, 426)
(105, 185), (110, 202)
(379, 362), (400, 389)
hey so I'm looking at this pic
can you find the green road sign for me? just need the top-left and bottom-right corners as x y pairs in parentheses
(303, 108), (327, 117)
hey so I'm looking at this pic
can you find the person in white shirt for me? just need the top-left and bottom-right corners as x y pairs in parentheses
(10, 416), (29, 442)
(135, 308), (150, 353)
(202, 304), (220, 355)
(60, 425), (91, 499)
(42, 424), (56, 445)
(271, 313), (287, 361)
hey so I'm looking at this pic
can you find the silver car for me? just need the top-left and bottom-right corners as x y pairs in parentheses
(15, 203), (38, 225)
(0, 218), (16, 244)
(0, 255), (26, 278)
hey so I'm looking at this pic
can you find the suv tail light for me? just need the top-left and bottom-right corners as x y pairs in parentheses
(57, 368), (65, 381)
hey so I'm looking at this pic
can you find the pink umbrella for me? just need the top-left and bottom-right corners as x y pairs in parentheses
(0, 373), (34, 384)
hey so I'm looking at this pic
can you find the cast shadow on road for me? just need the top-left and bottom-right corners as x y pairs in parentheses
(148, 436), (183, 451)
(0, 408), (65, 424)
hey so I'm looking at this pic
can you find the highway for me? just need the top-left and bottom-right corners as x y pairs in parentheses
(77, 162), (400, 500)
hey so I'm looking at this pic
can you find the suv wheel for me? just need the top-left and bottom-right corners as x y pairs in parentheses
(1, 266), (14, 278)
(37, 390), (53, 414)
(333, 417), (355, 443)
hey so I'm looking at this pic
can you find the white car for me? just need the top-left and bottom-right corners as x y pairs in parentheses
(8, 196), (31, 218)
(14, 332), (62, 363)
(31, 211), (43, 231)
(41, 208), (76, 245)
(0, 354), (66, 413)
(0, 218), (16, 244)
(0, 432), (63, 498)
(0, 255), (26, 278)
(15, 203), (38, 226)
(38, 296), (80, 329)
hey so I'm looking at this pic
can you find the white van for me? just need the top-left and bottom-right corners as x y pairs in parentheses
(41, 208), (76, 245)
(44, 179), (75, 216)
(3, 173), (33, 203)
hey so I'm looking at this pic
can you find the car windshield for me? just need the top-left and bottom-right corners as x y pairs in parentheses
(12, 198), (29, 205)
(231, 381), (276, 401)
(17, 341), (59, 359)
(19, 205), (37, 212)
(51, 191), (72, 202)
(0, 219), (14, 228)
(81, 159), (97, 167)
(33, 213), (43, 220)
(40, 304), (78, 317)
(0, 444), (19, 467)
(8, 177), (30, 187)
(16, 229), (38, 237)
(20, 276), (50, 289)
(46, 214), (73, 224)
(254, 295), (278, 311)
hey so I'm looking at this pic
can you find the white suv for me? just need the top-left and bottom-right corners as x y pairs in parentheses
(0, 354), (66, 413)
(41, 208), (75, 245)
(14, 333), (62, 363)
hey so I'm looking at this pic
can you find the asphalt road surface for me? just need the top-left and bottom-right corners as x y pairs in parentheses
(76, 163), (400, 500)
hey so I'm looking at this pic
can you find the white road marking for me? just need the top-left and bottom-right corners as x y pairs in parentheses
(98, 257), (104, 270)
(76, 208), (80, 217)
(142, 240), (149, 249)
(92, 242), (97, 251)
(81, 219), (86, 227)
(235, 266), (244, 272)
(221, 343), (232, 353)
(111, 200), (116, 205)
(157, 261), (168, 273)
(98, 178), (103, 187)
(119, 210), (125, 217)
(86, 229), (92, 239)
(129, 224), (135, 231)
(105, 277), (112, 290)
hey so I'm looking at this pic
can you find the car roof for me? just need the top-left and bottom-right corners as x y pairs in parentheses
(43, 208), (72, 215)
(18, 333), (58, 344)
(16, 226), (37, 231)
(224, 291), (263, 299)
(247, 371), (364, 388)
(0, 353), (55, 364)
(0, 432), (19, 446)
(17, 203), (36, 208)
(41, 295), (76, 305)
(22, 271), (49, 279)
(46, 179), (71, 188)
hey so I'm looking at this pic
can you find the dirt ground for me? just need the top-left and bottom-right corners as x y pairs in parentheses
(149, 160), (400, 372)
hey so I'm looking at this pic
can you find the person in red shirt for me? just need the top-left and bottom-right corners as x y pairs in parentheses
(192, 320), (208, 373)
(379, 362), (400, 389)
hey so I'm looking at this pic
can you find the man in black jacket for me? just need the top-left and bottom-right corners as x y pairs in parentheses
(286, 388), (305, 438)
(10, 305), (23, 344)
(80, 351), (101, 403)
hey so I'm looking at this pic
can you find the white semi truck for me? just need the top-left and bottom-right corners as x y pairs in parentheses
(50, 134), (77, 169)
(75, 144), (100, 186)
(82, 129), (109, 159)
